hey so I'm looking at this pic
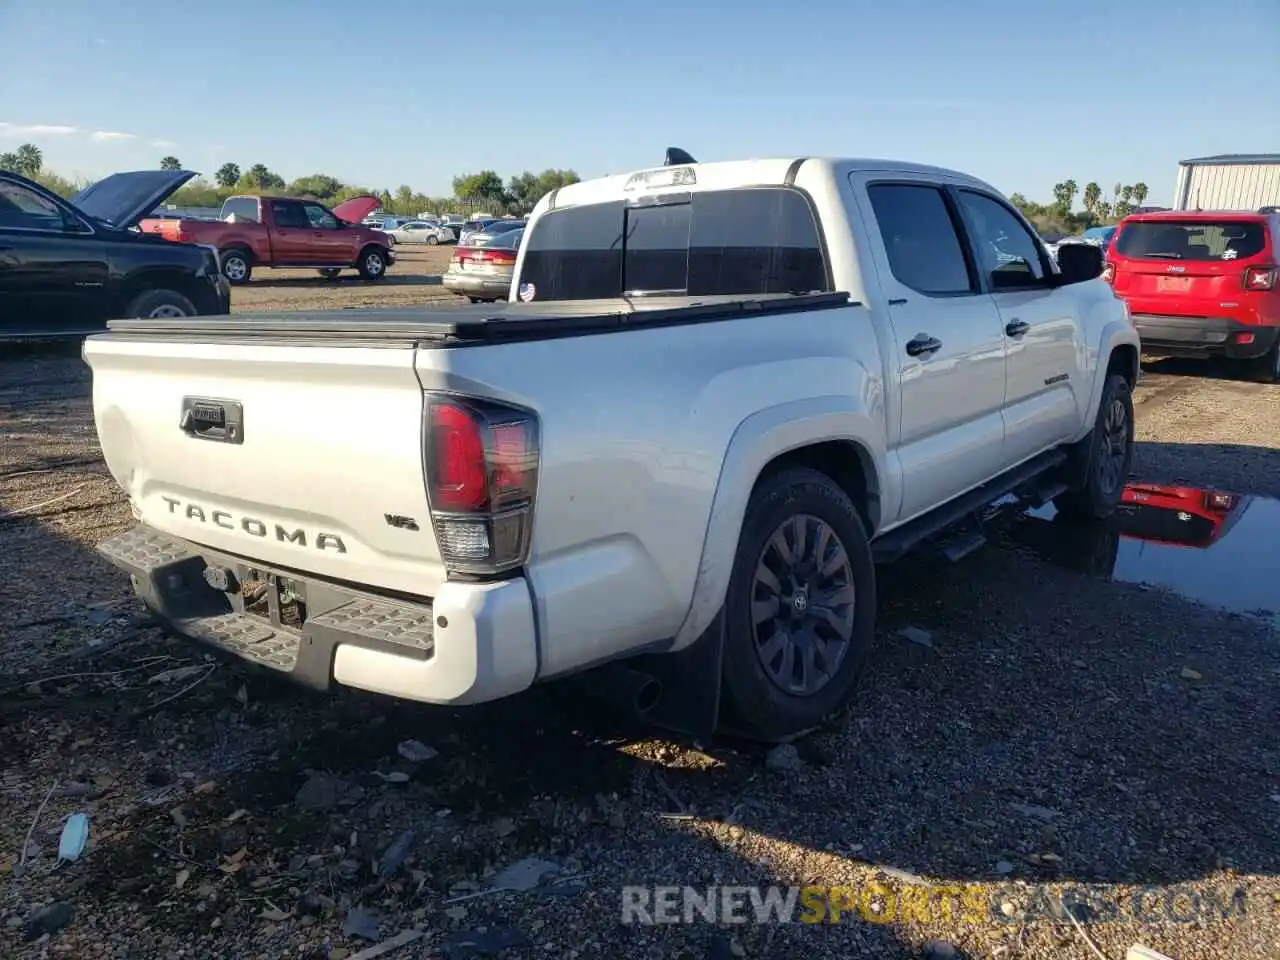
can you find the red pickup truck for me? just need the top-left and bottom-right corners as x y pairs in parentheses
(139, 194), (393, 285)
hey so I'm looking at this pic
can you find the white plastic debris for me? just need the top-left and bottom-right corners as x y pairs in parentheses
(57, 813), (90, 862)
(1128, 946), (1177, 960)
(396, 739), (438, 763)
(491, 857), (560, 891)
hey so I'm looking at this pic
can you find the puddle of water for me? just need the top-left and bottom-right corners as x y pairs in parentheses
(1007, 483), (1280, 627)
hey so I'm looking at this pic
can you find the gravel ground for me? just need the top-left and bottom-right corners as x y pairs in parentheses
(2, 341), (1279, 960)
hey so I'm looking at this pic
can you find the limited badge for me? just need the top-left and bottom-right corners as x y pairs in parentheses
(518, 282), (536, 302)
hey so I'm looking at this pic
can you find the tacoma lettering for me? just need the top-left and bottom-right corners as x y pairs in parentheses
(157, 496), (346, 552)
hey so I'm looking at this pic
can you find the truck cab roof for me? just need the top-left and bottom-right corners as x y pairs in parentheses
(539, 157), (999, 213)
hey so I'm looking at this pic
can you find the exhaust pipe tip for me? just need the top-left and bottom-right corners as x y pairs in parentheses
(573, 663), (663, 719)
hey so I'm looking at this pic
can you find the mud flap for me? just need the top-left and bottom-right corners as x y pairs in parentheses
(628, 610), (727, 740)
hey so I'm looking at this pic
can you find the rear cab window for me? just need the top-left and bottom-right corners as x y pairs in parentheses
(518, 187), (830, 300)
(1114, 220), (1269, 262)
(221, 197), (260, 222)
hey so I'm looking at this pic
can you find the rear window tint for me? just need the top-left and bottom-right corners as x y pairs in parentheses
(221, 197), (260, 222)
(1114, 221), (1267, 261)
(518, 188), (829, 300)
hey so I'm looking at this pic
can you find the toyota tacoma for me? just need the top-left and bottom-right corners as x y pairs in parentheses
(85, 153), (1140, 740)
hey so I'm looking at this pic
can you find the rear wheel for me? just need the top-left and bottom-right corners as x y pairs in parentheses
(358, 246), (387, 282)
(220, 249), (252, 285)
(1054, 373), (1134, 520)
(1248, 337), (1280, 384)
(426, 235), (439, 245)
(720, 467), (876, 741)
(126, 288), (197, 319)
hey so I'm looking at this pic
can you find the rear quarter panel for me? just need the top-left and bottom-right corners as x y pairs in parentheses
(416, 305), (887, 677)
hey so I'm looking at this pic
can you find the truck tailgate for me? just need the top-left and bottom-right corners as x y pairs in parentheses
(85, 335), (446, 597)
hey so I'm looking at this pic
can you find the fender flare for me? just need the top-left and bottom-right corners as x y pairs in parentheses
(671, 396), (885, 650)
(1074, 319), (1141, 442)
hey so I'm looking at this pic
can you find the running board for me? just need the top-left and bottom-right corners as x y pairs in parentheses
(871, 449), (1068, 564)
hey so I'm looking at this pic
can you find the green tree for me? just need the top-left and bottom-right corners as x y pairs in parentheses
(11, 144), (43, 179)
(290, 173), (343, 199)
(215, 162), (241, 188)
(1132, 182), (1149, 207)
(241, 163), (284, 191)
(1082, 182), (1102, 221)
(159, 156), (182, 171)
(506, 171), (540, 212)
(0, 152), (19, 173)
(452, 170), (507, 208)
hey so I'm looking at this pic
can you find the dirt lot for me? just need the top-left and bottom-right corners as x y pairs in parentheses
(230, 246), (465, 313)
(3, 315), (1279, 959)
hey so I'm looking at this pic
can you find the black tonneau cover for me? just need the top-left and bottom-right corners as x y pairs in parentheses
(100, 292), (852, 347)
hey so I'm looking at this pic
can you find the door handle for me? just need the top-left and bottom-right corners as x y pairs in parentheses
(1005, 319), (1030, 337)
(905, 335), (942, 357)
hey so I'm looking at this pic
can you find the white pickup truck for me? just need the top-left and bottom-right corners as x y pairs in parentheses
(86, 154), (1139, 741)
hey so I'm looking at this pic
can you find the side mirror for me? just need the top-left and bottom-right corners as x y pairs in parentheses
(1056, 242), (1103, 285)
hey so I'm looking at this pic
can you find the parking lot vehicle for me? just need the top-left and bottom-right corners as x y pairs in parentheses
(1, 169), (229, 338)
(139, 194), (393, 285)
(385, 220), (455, 245)
(1105, 210), (1279, 381)
(463, 219), (526, 248)
(457, 217), (504, 245)
(85, 154), (1137, 741)
(442, 227), (523, 301)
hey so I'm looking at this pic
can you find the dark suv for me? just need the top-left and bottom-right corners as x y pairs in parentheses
(0, 169), (230, 338)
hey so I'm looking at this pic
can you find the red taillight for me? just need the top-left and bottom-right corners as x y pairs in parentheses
(460, 248), (516, 267)
(428, 402), (488, 511)
(1101, 262), (1116, 284)
(424, 396), (539, 575)
(1243, 266), (1276, 291)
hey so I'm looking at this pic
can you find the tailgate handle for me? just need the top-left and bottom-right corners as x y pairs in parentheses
(180, 397), (244, 444)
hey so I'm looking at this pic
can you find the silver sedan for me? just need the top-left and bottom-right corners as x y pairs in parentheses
(385, 220), (455, 245)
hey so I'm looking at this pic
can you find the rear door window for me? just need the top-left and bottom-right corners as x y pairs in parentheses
(1114, 221), (1267, 261)
(866, 184), (975, 295)
(518, 188), (830, 300)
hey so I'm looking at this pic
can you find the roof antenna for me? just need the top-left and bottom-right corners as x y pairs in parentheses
(664, 147), (696, 166)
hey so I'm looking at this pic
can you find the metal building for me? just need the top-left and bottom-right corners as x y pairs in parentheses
(1174, 154), (1280, 211)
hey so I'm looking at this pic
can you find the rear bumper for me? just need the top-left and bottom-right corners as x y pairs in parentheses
(1133, 314), (1279, 360)
(97, 524), (538, 705)
(442, 272), (511, 298)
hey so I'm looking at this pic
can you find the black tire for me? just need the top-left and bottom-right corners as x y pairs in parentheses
(318, 268), (342, 281)
(720, 467), (876, 741)
(357, 246), (388, 282)
(1054, 373), (1134, 520)
(125, 288), (197, 319)
(426, 235), (439, 245)
(220, 248), (252, 285)
(1248, 338), (1280, 384)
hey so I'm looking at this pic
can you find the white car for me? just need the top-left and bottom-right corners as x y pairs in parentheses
(85, 155), (1138, 742)
(386, 220), (455, 245)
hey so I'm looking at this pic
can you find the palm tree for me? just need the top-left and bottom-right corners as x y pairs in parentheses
(0, 152), (19, 173)
(15, 143), (42, 177)
(1083, 182), (1102, 221)
(1132, 182), (1149, 207)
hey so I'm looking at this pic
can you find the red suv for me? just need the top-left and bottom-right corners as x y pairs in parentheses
(1104, 210), (1280, 381)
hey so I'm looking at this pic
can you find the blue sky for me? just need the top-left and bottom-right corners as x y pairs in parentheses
(2, 0), (1277, 205)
